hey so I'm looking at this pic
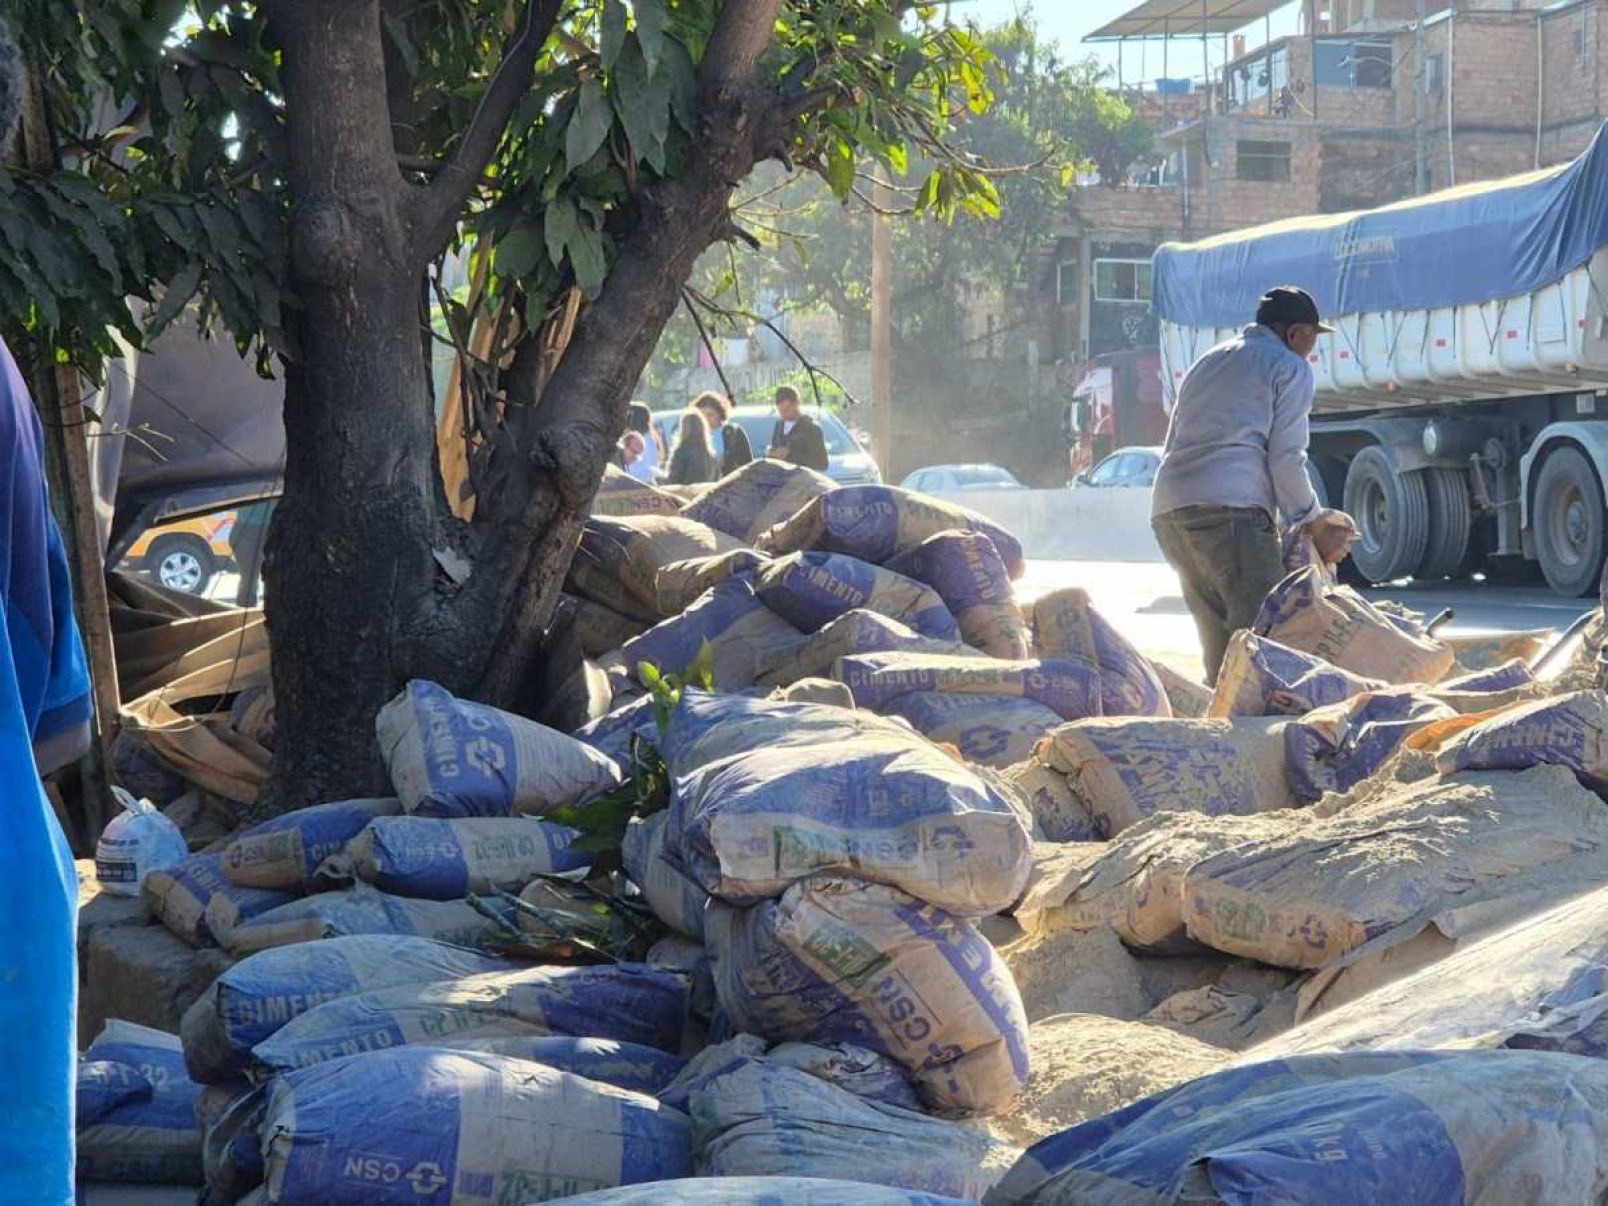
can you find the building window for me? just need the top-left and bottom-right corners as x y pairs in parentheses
(1093, 259), (1153, 304)
(1314, 38), (1393, 89)
(1226, 44), (1290, 111)
(1056, 260), (1080, 306)
(1236, 140), (1292, 183)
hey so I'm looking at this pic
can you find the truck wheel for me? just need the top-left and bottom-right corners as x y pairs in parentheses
(1343, 446), (1430, 584)
(1305, 459), (1330, 510)
(1532, 445), (1605, 597)
(1417, 467), (1473, 581)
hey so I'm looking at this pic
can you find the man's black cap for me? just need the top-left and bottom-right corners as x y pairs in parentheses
(1256, 286), (1335, 333)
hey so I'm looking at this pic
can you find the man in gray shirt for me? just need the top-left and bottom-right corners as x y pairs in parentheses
(1152, 286), (1352, 684)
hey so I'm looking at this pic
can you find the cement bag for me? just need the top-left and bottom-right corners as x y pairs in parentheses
(563, 593), (649, 659)
(754, 609), (982, 688)
(1208, 631), (1384, 719)
(438, 1035), (687, 1096)
(836, 652), (1103, 722)
(647, 935), (717, 1021)
(623, 812), (710, 940)
(654, 549), (771, 615)
(886, 530), (1031, 658)
(985, 1050), (1608, 1206)
(1254, 566), (1456, 684)
(887, 691), (1067, 770)
(570, 515), (748, 621)
(1036, 716), (1295, 839)
(1155, 664), (1213, 719)
(1284, 690), (1456, 804)
(1004, 761), (1101, 843)
(1435, 690), (1608, 787)
(94, 788), (188, 897)
(342, 815), (589, 899)
(770, 676), (856, 709)
(765, 1041), (924, 1113)
(755, 551), (961, 641)
(77, 1021), (202, 1186)
(180, 934), (518, 1083)
(251, 962), (690, 1073)
(221, 797), (401, 891)
(660, 687), (926, 771)
(559, 1178), (973, 1205)
(1441, 658), (1536, 693)
(377, 679), (624, 818)
(706, 877), (1030, 1115)
(1181, 766), (1608, 970)
(663, 692), (1033, 916)
(594, 462), (684, 517)
(756, 484), (1026, 579)
(680, 457), (837, 542)
(611, 577), (803, 690)
(1029, 589), (1170, 718)
(213, 883), (516, 956)
(260, 1047), (691, 1204)
(575, 696), (657, 765)
(143, 852), (296, 948)
(690, 1058), (1017, 1199)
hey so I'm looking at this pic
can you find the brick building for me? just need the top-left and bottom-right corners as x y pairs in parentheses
(1056, 0), (1608, 362)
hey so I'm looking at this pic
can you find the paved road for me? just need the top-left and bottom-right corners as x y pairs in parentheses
(1020, 559), (1596, 681)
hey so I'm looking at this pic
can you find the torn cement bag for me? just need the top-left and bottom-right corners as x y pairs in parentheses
(1435, 690), (1608, 788)
(757, 484), (1026, 579)
(143, 853), (295, 948)
(680, 458), (838, 543)
(221, 798), (401, 891)
(340, 815), (589, 900)
(250, 962), (690, 1073)
(755, 551), (961, 641)
(885, 530), (1030, 658)
(835, 651), (1103, 722)
(438, 1035), (687, 1096)
(623, 812), (710, 941)
(770, 677), (856, 708)
(210, 883), (515, 956)
(1003, 760), (1101, 843)
(1445, 629), (1553, 673)
(593, 462), (685, 517)
(1029, 589), (1170, 718)
(1208, 631), (1385, 719)
(180, 934), (519, 1083)
(78, 1021), (203, 1186)
(1036, 716), (1295, 839)
(558, 1179), (976, 1205)
(986, 1050), (1608, 1206)
(1284, 690), (1456, 804)
(706, 877), (1030, 1116)
(569, 515), (749, 622)
(260, 1048), (691, 1205)
(562, 593), (650, 659)
(690, 1058), (1017, 1199)
(1154, 664), (1212, 719)
(377, 679), (623, 818)
(1181, 766), (1608, 970)
(647, 935), (717, 1022)
(659, 1034), (919, 1116)
(654, 549), (771, 616)
(609, 577), (803, 691)
(663, 691), (1032, 915)
(1254, 566), (1456, 684)
(886, 692), (1068, 771)
(753, 609), (982, 688)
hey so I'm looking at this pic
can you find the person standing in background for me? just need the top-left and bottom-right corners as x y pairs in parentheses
(623, 402), (663, 483)
(693, 391), (751, 477)
(666, 408), (720, 485)
(765, 385), (829, 472)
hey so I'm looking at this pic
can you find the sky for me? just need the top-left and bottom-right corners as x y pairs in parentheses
(956, 0), (1305, 88)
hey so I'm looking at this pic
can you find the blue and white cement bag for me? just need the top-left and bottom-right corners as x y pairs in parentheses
(212, 882), (515, 956)
(143, 852), (296, 948)
(574, 695), (657, 765)
(1003, 761), (1101, 843)
(756, 484), (1026, 579)
(886, 530), (1030, 658)
(559, 1177), (972, 1205)
(654, 548), (772, 615)
(659, 1035), (920, 1114)
(680, 458), (838, 542)
(754, 609), (982, 688)
(663, 692), (1033, 916)
(222, 797), (401, 890)
(623, 812), (711, 940)
(260, 1047), (691, 1204)
(180, 934), (518, 1083)
(564, 592), (650, 659)
(1029, 589), (1170, 718)
(691, 1058), (1018, 1199)
(609, 577), (803, 691)
(836, 651), (1103, 721)
(441, 1035), (687, 1095)
(1034, 716), (1296, 838)
(647, 934), (718, 1022)
(984, 1050), (1608, 1206)
(1440, 658), (1537, 693)
(343, 815), (589, 899)
(250, 962), (690, 1073)
(1435, 690), (1608, 787)
(377, 679), (623, 818)
(78, 1021), (202, 1186)
(1208, 631), (1383, 719)
(1284, 690), (1456, 803)
(887, 691), (1067, 770)
(755, 551), (960, 641)
(706, 876), (1031, 1116)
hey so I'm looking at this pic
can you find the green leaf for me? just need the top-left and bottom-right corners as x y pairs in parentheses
(565, 80), (613, 170)
(632, 0), (668, 77)
(496, 223), (542, 280)
(568, 223), (607, 298)
(149, 260), (203, 337)
(614, 38), (671, 173)
(664, 37), (698, 134)
(543, 196), (579, 273)
(601, 0), (628, 73)
(825, 138), (855, 200)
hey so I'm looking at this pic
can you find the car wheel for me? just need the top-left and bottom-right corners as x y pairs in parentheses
(146, 534), (215, 595)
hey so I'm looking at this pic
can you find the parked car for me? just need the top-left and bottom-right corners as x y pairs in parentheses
(654, 404), (881, 485)
(900, 464), (1026, 493)
(123, 512), (236, 594)
(1073, 446), (1162, 489)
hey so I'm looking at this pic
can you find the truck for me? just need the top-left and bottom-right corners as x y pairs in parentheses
(1067, 349), (1168, 478)
(1154, 127), (1608, 596)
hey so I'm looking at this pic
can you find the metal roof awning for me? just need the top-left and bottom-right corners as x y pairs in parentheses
(1085, 0), (1292, 41)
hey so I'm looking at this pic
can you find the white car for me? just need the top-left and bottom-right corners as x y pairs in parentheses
(901, 464), (1025, 493)
(1074, 446), (1162, 489)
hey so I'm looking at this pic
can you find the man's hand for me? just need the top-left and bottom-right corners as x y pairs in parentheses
(1304, 509), (1358, 565)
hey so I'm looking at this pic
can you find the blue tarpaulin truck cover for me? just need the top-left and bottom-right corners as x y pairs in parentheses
(1153, 123), (1608, 328)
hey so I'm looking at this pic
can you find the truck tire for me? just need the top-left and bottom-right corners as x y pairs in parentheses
(1417, 467), (1473, 581)
(1532, 445), (1606, 597)
(1343, 446), (1430, 584)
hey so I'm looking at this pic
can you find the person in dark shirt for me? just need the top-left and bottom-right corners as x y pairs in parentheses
(692, 391), (752, 477)
(666, 407), (720, 485)
(765, 385), (829, 473)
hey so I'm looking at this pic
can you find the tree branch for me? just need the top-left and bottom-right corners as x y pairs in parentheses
(699, 0), (786, 95)
(681, 289), (737, 404)
(410, 0), (563, 251)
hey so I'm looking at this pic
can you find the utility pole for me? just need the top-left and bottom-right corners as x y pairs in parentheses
(1413, 0), (1428, 193)
(870, 167), (893, 481)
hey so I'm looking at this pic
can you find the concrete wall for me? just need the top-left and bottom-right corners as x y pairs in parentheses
(929, 487), (1163, 562)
